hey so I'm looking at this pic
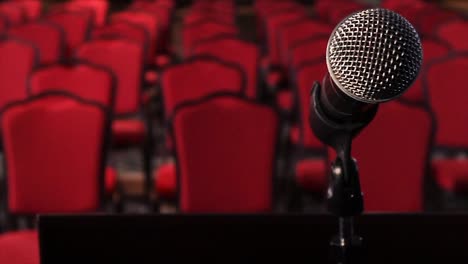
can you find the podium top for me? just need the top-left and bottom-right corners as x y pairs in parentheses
(39, 213), (468, 264)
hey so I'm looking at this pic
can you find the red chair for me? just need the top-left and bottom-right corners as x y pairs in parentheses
(437, 20), (468, 53)
(400, 37), (451, 104)
(415, 5), (459, 37)
(111, 11), (158, 63)
(75, 38), (154, 200)
(291, 59), (328, 193)
(8, 21), (65, 65)
(182, 20), (238, 57)
(0, 2), (24, 25)
(0, 37), (39, 110)
(0, 92), (112, 264)
(191, 35), (261, 99)
(326, 100), (432, 212)
(277, 19), (332, 69)
(92, 21), (150, 64)
(67, 0), (108, 26)
(288, 35), (329, 71)
(0, 14), (8, 33)
(46, 9), (93, 57)
(155, 56), (247, 199)
(159, 94), (280, 212)
(9, 0), (42, 21)
(424, 53), (468, 196)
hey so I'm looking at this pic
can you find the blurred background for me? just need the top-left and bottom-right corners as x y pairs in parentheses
(0, 0), (467, 256)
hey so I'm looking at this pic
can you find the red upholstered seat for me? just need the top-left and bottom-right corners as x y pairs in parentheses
(425, 54), (468, 193)
(0, 2), (24, 25)
(154, 163), (177, 198)
(263, 10), (306, 68)
(172, 95), (279, 212)
(278, 19), (332, 68)
(46, 9), (93, 57)
(1, 94), (110, 214)
(294, 60), (327, 150)
(29, 63), (115, 107)
(92, 21), (150, 64)
(68, 0), (109, 26)
(112, 11), (158, 61)
(437, 20), (468, 52)
(415, 5), (459, 37)
(192, 36), (260, 99)
(289, 125), (300, 145)
(112, 119), (146, 144)
(295, 159), (327, 192)
(0, 37), (38, 110)
(432, 159), (468, 193)
(10, 0), (42, 21)
(182, 21), (238, 57)
(289, 35), (328, 71)
(327, 101), (432, 212)
(160, 56), (245, 118)
(8, 21), (65, 65)
(0, 230), (39, 264)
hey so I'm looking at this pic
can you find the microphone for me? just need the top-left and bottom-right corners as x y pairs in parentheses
(310, 8), (423, 148)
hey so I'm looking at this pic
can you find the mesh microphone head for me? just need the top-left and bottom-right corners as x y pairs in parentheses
(327, 8), (423, 103)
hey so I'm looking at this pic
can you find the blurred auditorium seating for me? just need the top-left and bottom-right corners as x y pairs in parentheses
(0, 0), (467, 248)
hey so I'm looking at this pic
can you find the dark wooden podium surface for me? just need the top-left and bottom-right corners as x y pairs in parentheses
(39, 213), (468, 264)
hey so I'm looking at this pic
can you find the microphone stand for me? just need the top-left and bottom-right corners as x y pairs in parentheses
(309, 82), (379, 264)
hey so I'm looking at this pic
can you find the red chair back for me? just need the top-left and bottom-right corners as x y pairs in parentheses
(68, 0), (108, 26)
(437, 20), (468, 52)
(28, 62), (116, 107)
(289, 35), (329, 71)
(9, 0), (41, 21)
(328, 101), (432, 212)
(173, 95), (279, 212)
(76, 38), (144, 115)
(8, 21), (65, 64)
(0, 92), (110, 214)
(160, 56), (246, 118)
(46, 10), (93, 57)
(0, 2), (24, 25)
(192, 36), (260, 99)
(0, 37), (39, 110)
(182, 20), (238, 57)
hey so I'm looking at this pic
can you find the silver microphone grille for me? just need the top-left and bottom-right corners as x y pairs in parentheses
(327, 8), (423, 103)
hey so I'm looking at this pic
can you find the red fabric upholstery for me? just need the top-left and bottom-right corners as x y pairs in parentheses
(0, 2), (24, 25)
(276, 90), (294, 111)
(174, 96), (279, 212)
(426, 55), (468, 147)
(92, 21), (150, 63)
(68, 0), (109, 26)
(278, 19), (332, 67)
(295, 61), (327, 149)
(289, 36), (328, 70)
(10, 0), (41, 21)
(160, 58), (244, 117)
(0, 38), (38, 110)
(76, 39), (144, 115)
(105, 166), (118, 194)
(264, 11), (306, 67)
(154, 163), (177, 198)
(8, 22), (64, 64)
(46, 10), (92, 57)
(416, 5), (458, 37)
(401, 38), (450, 104)
(437, 20), (468, 52)
(327, 3), (364, 23)
(0, 230), (39, 264)
(112, 119), (145, 144)
(295, 159), (327, 192)
(29, 63), (114, 107)
(184, 10), (234, 25)
(1, 95), (107, 213)
(111, 11), (158, 60)
(192, 37), (260, 99)
(182, 21), (238, 57)
(266, 70), (283, 87)
(328, 102), (431, 212)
